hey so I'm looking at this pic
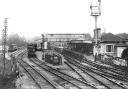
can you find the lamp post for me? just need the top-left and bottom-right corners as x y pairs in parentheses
(90, 0), (101, 61)
(42, 34), (45, 60)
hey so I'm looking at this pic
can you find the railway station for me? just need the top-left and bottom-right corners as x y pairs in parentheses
(1, 0), (128, 89)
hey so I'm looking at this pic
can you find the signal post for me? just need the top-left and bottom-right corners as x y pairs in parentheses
(90, 0), (101, 61)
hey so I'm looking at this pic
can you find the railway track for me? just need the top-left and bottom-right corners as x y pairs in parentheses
(59, 48), (128, 76)
(100, 60), (128, 72)
(63, 55), (128, 89)
(11, 49), (60, 89)
(18, 59), (64, 89)
(9, 48), (27, 60)
(83, 59), (128, 78)
(60, 49), (128, 82)
(16, 48), (128, 89)
(30, 57), (98, 89)
(65, 59), (128, 89)
(64, 61), (112, 89)
(29, 56), (128, 89)
(18, 61), (42, 89)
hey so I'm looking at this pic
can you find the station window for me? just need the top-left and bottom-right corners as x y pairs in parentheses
(106, 45), (114, 52)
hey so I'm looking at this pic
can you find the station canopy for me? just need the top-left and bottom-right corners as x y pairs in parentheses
(70, 38), (92, 43)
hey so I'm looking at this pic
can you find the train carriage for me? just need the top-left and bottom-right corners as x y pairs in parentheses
(8, 44), (17, 52)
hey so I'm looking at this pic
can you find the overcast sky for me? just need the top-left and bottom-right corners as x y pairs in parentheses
(0, 0), (128, 38)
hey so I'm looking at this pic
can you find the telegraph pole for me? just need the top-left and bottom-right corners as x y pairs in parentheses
(2, 18), (8, 76)
(90, 0), (101, 61)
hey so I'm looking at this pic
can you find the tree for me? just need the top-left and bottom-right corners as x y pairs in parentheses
(7, 33), (27, 47)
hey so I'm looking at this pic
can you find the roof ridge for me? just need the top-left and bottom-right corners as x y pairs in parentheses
(101, 33), (124, 42)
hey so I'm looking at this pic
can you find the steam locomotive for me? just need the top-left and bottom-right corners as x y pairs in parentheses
(27, 43), (37, 58)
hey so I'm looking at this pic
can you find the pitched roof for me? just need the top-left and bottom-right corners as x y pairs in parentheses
(115, 42), (128, 47)
(101, 33), (123, 42)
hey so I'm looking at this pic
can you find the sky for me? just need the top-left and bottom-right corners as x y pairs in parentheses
(0, 0), (128, 39)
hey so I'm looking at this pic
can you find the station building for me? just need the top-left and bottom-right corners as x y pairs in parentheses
(94, 33), (128, 61)
(35, 34), (90, 49)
